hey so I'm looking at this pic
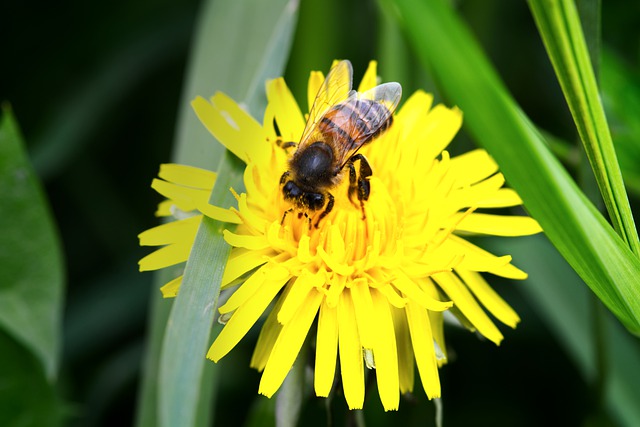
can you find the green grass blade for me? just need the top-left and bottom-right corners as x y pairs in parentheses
(135, 268), (175, 427)
(159, 152), (242, 427)
(0, 106), (65, 380)
(140, 1), (299, 427)
(528, 0), (640, 256)
(388, 0), (640, 334)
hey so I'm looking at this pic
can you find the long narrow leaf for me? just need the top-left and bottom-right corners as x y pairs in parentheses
(528, 0), (640, 256)
(388, 0), (640, 334)
(149, 1), (299, 427)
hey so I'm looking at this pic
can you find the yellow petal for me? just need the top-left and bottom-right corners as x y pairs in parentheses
(456, 269), (520, 328)
(428, 311), (447, 366)
(160, 275), (183, 298)
(315, 299), (338, 397)
(447, 235), (528, 279)
(191, 94), (267, 165)
(266, 77), (305, 142)
(338, 290), (364, 410)
(391, 306), (414, 394)
(318, 246), (354, 276)
(393, 272), (452, 312)
(138, 216), (200, 246)
(377, 283), (408, 308)
(207, 270), (289, 362)
(138, 242), (191, 271)
(405, 300), (440, 399)
(155, 200), (173, 217)
(197, 202), (242, 224)
(420, 105), (463, 161)
(350, 279), (376, 350)
(222, 248), (272, 287)
(371, 289), (399, 411)
(223, 230), (270, 250)
(395, 90), (434, 131)
(151, 179), (204, 212)
(439, 238), (513, 273)
(449, 149), (498, 187)
(448, 173), (505, 210)
(158, 163), (216, 189)
(454, 213), (543, 236)
(278, 269), (324, 325)
(307, 71), (325, 113)
(259, 288), (322, 397)
(357, 60), (378, 93)
(431, 272), (503, 345)
(251, 285), (290, 371)
(219, 263), (289, 314)
(476, 188), (523, 208)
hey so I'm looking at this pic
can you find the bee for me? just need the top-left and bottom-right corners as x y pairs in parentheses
(280, 60), (402, 227)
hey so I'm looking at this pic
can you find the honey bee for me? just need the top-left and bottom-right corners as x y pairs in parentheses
(280, 60), (402, 227)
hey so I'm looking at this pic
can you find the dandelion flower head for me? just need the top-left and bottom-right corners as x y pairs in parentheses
(139, 60), (542, 411)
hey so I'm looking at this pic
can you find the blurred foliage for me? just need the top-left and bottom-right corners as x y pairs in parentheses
(1, 0), (639, 426)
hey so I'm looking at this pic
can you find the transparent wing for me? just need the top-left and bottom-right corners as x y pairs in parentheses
(353, 82), (402, 142)
(332, 82), (402, 168)
(296, 60), (354, 151)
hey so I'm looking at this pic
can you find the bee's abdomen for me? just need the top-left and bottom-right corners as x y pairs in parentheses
(319, 99), (392, 149)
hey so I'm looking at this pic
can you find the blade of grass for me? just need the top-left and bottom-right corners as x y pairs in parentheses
(528, 0), (640, 256)
(141, 1), (299, 427)
(159, 151), (243, 427)
(387, 0), (640, 334)
(0, 106), (64, 380)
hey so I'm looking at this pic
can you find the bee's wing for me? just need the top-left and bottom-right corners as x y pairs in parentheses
(333, 82), (402, 168)
(297, 60), (354, 151)
(354, 82), (402, 142)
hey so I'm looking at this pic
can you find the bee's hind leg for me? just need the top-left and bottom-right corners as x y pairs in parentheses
(347, 154), (372, 220)
(314, 193), (334, 228)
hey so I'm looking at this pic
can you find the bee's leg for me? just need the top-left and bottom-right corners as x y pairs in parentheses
(280, 141), (297, 149)
(276, 139), (297, 154)
(347, 161), (358, 204)
(315, 193), (334, 228)
(281, 207), (294, 225)
(280, 171), (290, 185)
(350, 154), (372, 220)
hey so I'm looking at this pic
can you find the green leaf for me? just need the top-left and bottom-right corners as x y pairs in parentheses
(0, 331), (62, 427)
(528, 0), (640, 256)
(486, 235), (640, 426)
(0, 107), (65, 380)
(388, 0), (640, 334)
(135, 1), (299, 427)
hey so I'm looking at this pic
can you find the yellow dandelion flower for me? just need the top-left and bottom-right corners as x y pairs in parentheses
(139, 60), (542, 411)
